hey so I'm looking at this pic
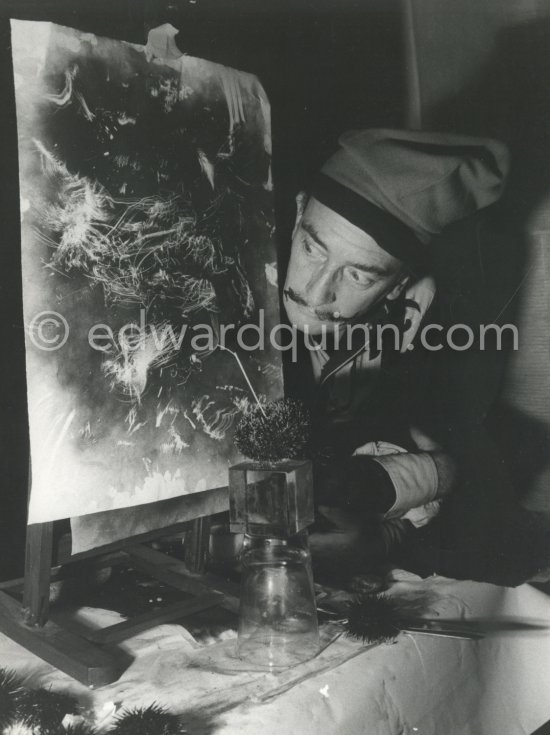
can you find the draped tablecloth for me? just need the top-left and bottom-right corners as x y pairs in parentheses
(1, 572), (549, 735)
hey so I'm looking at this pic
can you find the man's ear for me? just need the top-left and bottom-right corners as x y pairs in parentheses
(386, 273), (410, 301)
(292, 191), (308, 239)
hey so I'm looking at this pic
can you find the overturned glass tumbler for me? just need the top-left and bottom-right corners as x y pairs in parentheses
(229, 460), (320, 670)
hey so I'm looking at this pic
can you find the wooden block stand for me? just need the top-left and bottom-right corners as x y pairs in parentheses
(0, 489), (239, 687)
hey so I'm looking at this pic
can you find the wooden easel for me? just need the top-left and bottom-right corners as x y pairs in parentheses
(0, 485), (240, 687)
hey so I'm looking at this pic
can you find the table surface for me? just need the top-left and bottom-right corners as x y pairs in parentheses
(1, 570), (549, 735)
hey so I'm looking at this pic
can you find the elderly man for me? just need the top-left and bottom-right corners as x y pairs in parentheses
(282, 129), (547, 586)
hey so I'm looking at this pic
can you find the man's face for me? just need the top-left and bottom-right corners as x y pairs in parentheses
(283, 197), (408, 335)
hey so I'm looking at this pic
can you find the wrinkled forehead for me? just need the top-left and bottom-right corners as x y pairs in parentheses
(300, 197), (405, 272)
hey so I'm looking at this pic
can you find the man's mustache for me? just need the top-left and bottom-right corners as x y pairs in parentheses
(283, 287), (349, 322)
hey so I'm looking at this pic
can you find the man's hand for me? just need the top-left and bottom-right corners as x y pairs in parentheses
(309, 507), (387, 584)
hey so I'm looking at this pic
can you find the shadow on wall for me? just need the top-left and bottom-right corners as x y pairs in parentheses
(428, 18), (550, 216)
(419, 14), (550, 514)
(488, 404), (550, 514)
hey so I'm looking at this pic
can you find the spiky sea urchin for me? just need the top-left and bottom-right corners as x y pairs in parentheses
(13, 689), (79, 733)
(0, 668), (24, 730)
(3, 718), (37, 735)
(61, 723), (97, 735)
(234, 398), (310, 462)
(109, 704), (187, 735)
(345, 593), (404, 644)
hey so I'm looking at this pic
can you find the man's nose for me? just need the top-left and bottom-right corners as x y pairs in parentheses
(306, 266), (337, 307)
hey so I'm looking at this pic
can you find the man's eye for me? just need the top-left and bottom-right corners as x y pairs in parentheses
(346, 268), (373, 287)
(302, 238), (324, 260)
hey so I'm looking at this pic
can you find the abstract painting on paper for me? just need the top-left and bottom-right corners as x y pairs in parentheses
(11, 20), (283, 525)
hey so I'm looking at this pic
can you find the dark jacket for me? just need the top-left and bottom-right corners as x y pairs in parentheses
(285, 207), (550, 586)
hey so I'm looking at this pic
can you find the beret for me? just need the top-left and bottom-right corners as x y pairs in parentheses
(313, 129), (510, 273)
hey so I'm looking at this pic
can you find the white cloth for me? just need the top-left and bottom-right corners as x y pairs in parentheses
(374, 452), (439, 518)
(1, 576), (549, 735)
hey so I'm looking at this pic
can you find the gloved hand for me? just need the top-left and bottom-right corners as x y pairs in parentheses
(312, 452), (397, 514)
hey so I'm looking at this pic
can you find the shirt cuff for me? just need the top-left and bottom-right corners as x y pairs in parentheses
(371, 452), (439, 519)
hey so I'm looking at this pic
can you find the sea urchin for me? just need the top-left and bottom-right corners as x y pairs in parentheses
(109, 703), (187, 735)
(234, 398), (310, 462)
(345, 593), (404, 644)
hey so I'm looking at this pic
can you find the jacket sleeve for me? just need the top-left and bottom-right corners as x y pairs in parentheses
(353, 440), (455, 522)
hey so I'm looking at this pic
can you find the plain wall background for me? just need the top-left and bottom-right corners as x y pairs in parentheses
(405, 0), (550, 515)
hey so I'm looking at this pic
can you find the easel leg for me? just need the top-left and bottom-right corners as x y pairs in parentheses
(2, 521), (123, 686)
(0, 590), (126, 687)
(23, 522), (54, 626)
(184, 517), (211, 574)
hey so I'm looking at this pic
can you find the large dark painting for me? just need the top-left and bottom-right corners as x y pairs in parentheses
(12, 20), (282, 524)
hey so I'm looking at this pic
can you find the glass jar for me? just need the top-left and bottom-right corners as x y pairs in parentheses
(237, 532), (320, 670)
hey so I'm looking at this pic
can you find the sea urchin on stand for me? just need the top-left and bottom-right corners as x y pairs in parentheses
(234, 398), (310, 463)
